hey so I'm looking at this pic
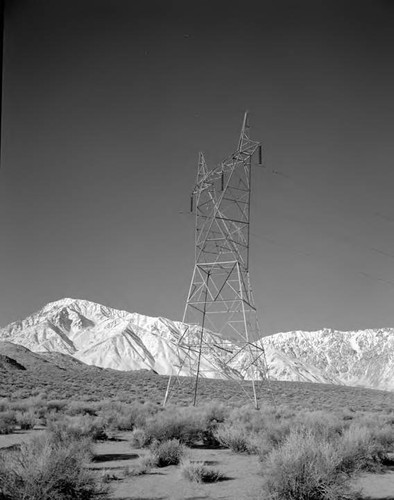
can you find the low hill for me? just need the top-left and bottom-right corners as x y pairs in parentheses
(1, 340), (393, 414)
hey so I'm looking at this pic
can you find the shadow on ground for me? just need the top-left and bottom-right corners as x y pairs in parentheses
(111, 497), (167, 500)
(92, 453), (139, 462)
(361, 497), (394, 500)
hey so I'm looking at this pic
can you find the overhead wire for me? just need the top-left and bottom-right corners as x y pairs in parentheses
(250, 162), (394, 290)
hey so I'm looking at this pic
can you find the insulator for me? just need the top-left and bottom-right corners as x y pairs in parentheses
(190, 195), (194, 212)
(221, 172), (224, 191)
(258, 145), (263, 165)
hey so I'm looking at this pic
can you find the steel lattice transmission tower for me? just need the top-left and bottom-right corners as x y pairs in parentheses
(164, 112), (269, 408)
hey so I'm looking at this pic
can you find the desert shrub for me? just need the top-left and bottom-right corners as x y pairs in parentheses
(149, 439), (186, 467)
(223, 404), (292, 456)
(16, 410), (36, 430)
(47, 399), (68, 413)
(0, 411), (17, 435)
(10, 389), (31, 400)
(227, 405), (268, 434)
(215, 415), (291, 456)
(98, 401), (160, 432)
(372, 424), (394, 451)
(0, 433), (109, 500)
(47, 415), (108, 442)
(196, 402), (229, 446)
(129, 428), (148, 448)
(180, 459), (224, 483)
(9, 396), (45, 413)
(214, 423), (255, 453)
(201, 401), (229, 423)
(260, 429), (355, 500)
(142, 408), (205, 445)
(66, 401), (98, 416)
(294, 411), (344, 441)
(259, 420), (292, 455)
(0, 399), (10, 412)
(337, 424), (388, 473)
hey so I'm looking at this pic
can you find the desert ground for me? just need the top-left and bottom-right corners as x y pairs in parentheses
(1, 343), (394, 500)
(1, 425), (394, 500)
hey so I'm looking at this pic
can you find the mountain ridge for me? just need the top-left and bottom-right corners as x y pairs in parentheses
(0, 298), (393, 391)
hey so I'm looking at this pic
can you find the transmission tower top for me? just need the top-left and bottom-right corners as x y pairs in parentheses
(190, 111), (262, 274)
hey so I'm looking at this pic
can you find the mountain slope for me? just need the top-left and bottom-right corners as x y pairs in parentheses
(263, 329), (394, 391)
(0, 298), (393, 391)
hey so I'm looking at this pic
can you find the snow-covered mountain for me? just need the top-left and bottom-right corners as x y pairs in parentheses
(0, 298), (393, 391)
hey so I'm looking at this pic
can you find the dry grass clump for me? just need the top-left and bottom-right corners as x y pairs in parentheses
(0, 433), (109, 500)
(180, 459), (224, 483)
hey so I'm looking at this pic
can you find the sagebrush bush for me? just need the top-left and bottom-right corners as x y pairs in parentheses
(214, 423), (257, 453)
(0, 399), (9, 412)
(0, 411), (16, 435)
(337, 424), (387, 473)
(260, 429), (355, 500)
(16, 410), (36, 430)
(98, 401), (160, 432)
(66, 401), (98, 417)
(129, 428), (148, 448)
(180, 459), (224, 483)
(294, 411), (344, 441)
(142, 408), (204, 445)
(0, 433), (109, 500)
(47, 399), (68, 413)
(47, 414), (108, 442)
(227, 405), (269, 434)
(8, 396), (43, 413)
(149, 439), (186, 467)
(221, 405), (292, 456)
(372, 424), (394, 451)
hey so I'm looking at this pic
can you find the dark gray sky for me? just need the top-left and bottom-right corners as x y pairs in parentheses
(1, 0), (394, 334)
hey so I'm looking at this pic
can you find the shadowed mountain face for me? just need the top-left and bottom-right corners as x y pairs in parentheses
(0, 341), (91, 373)
(0, 352), (26, 371)
(0, 298), (393, 391)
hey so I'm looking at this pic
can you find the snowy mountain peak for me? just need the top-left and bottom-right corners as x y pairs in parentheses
(0, 298), (393, 391)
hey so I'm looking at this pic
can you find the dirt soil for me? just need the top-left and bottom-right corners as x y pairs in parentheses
(2, 430), (394, 500)
(0, 428), (44, 450)
(351, 455), (394, 500)
(92, 433), (394, 500)
(92, 433), (263, 500)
